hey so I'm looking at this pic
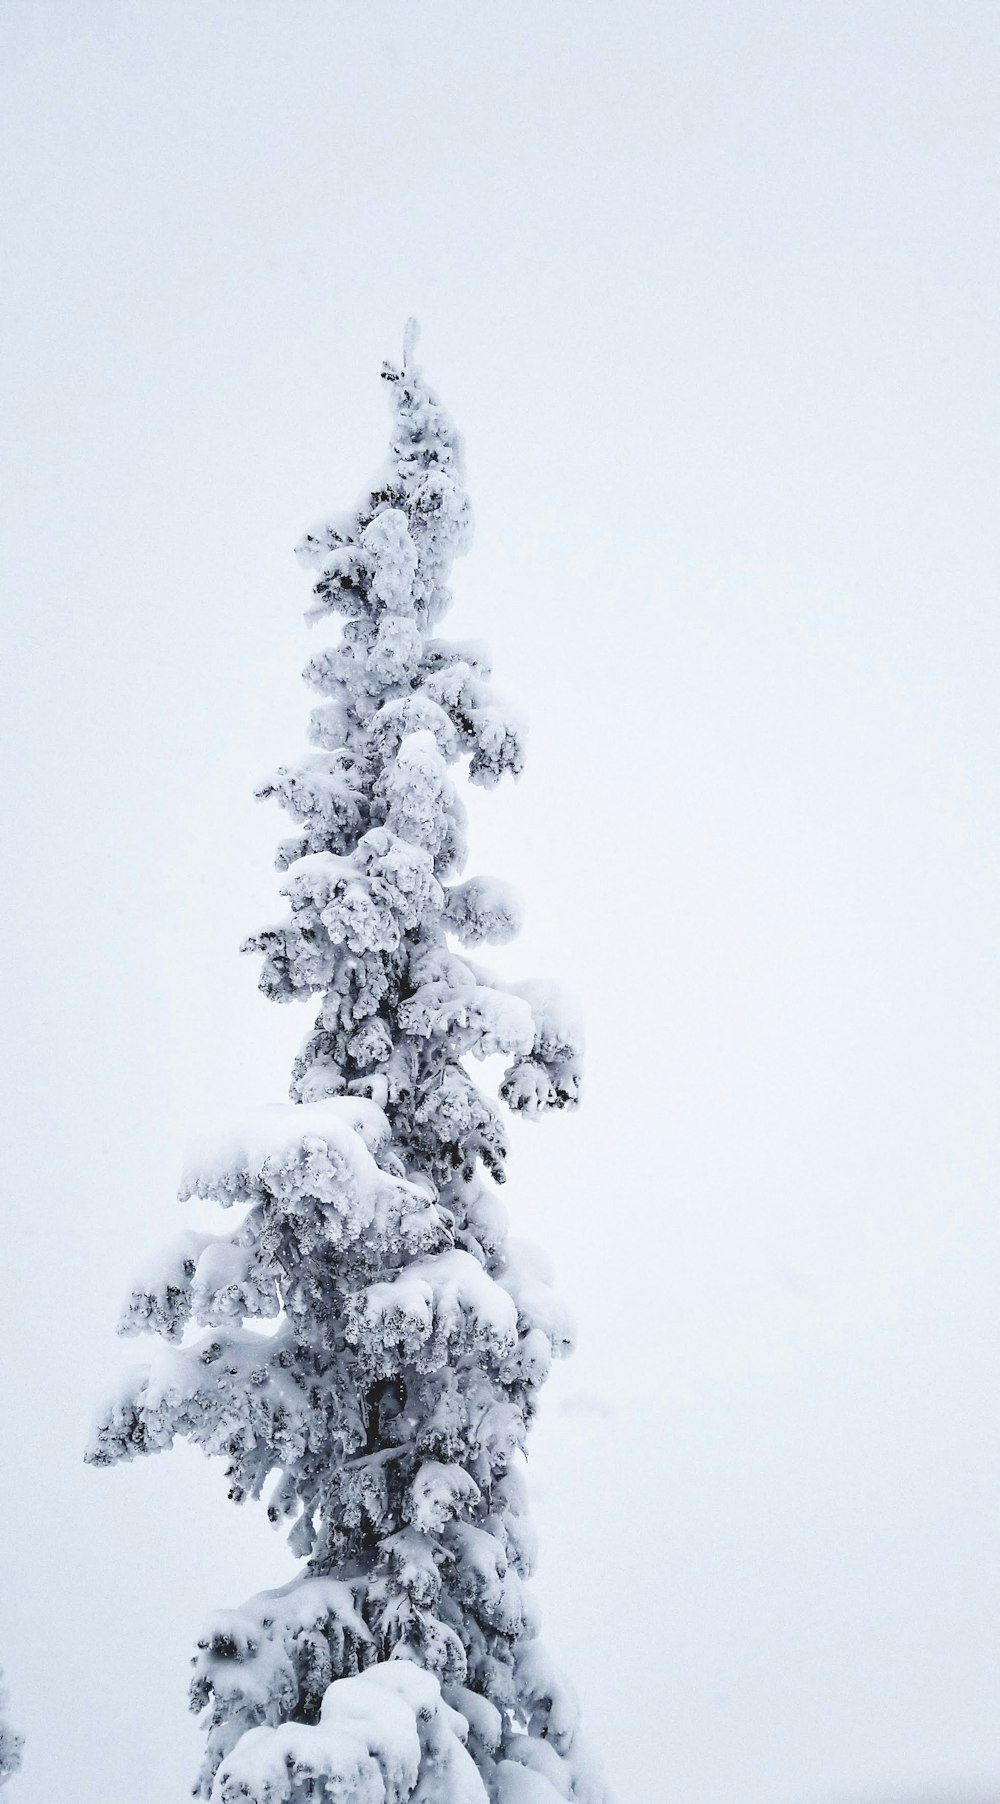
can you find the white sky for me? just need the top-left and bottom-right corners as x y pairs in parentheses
(2, 4), (1000, 1801)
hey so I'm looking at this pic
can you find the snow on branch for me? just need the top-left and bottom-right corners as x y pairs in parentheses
(92, 336), (607, 1804)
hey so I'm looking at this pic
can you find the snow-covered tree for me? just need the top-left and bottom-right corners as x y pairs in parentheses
(90, 325), (607, 1804)
(0, 1670), (23, 1788)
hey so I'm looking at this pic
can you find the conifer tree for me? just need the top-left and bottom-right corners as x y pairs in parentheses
(0, 1670), (23, 1788)
(90, 327), (607, 1804)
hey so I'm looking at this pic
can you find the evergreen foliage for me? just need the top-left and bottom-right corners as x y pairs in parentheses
(90, 329), (606, 1804)
(0, 1670), (23, 1788)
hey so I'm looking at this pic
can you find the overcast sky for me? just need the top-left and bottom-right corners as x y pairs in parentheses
(3, 5), (1000, 1802)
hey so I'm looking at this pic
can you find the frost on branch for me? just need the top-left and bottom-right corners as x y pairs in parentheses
(90, 324), (604, 1803)
(0, 1671), (22, 1788)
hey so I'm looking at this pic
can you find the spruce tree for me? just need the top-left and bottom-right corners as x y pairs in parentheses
(90, 327), (607, 1804)
(0, 1670), (22, 1787)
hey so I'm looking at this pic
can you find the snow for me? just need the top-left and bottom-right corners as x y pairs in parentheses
(361, 510), (419, 615)
(212, 1664), (487, 1804)
(180, 1096), (392, 1204)
(354, 1248), (519, 1372)
(398, 979), (536, 1060)
(406, 1460), (482, 1534)
(92, 335), (606, 1804)
(443, 875), (523, 947)
(0, 1670), (22, 1790)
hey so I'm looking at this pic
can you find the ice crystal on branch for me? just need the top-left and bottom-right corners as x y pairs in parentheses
(90, 325), (605, 1804)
